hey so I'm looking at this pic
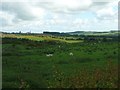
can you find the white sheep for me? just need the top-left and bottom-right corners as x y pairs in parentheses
(46, 54), (53, 57)
(69, 52), (73, 56)
(59, 45), (61, 48)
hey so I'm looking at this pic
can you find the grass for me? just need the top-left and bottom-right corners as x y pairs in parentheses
(2, 33), (83, 43)
(1, 34), (119, 88)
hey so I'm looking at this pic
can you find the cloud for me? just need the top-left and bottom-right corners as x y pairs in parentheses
(32, 0), (93, 14)
(0, 1), (45, 27)
(96, 7), (115, 19)
(0, 11), (17, 26)
(0, 2), (45, 20)
(90, 1), (118, 20)
(0, 0), (118, 32)
(72, 19), (89, 28)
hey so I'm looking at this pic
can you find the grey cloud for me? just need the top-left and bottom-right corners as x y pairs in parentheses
(0, 2), (38, 20)
(0, 1), (116, 18)
(34, 0), (93, 13)
(0, 0), (118, 28)
(92, 2), (108, 6)
(35, 0), (116, 15)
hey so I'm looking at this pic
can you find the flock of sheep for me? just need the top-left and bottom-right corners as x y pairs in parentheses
(46, 52), (73, 57)
(46, 45), (73, 57)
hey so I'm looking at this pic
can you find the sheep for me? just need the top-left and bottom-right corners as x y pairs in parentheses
(46, 54), (53, 57)
(59, 45), (61, 48)
(69, 52), (73, 56)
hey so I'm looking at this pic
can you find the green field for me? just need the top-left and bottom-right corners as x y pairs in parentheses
(2, 34), (83, 43)
(2, 33), (119, 88)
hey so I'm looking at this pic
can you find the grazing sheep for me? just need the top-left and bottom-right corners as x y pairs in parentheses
(46, 54), (53, 57)
(59, 45), (61, 48)
(69, 52), (73, 56)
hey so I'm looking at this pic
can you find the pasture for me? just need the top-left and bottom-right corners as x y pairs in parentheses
(2, 33), (83, 43)
(2, 33), (119, 88)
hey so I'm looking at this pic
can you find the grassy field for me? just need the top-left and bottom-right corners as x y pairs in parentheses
(2, 33), (83, 43)
(2, 33), (119, 88)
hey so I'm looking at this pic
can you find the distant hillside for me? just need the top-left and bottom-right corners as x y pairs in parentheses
(43, 30), (119, 36)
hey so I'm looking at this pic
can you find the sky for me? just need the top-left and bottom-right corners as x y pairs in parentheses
(0, 0), (119, 33)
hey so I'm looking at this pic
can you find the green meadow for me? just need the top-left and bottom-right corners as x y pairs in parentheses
(2, 34), (83, 43)
(2, 33), (119, 88)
